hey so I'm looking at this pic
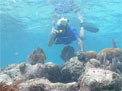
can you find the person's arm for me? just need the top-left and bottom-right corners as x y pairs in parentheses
(71, 26), (84, 52)
(48, 27), (56, 47)
(77, 38), (84, 52)
(48, 11), (58, 47)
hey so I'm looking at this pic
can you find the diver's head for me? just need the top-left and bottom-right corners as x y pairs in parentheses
(57, 17), (69, 29)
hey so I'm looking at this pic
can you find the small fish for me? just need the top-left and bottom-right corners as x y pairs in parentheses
(112, 39), (117, 48)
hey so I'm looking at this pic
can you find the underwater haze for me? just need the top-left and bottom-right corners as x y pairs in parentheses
(0, 0), (122, 68)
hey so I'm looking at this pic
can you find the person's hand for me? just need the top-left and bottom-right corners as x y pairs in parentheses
(48, 30), (56, 47)
(51, 31), (56, 36)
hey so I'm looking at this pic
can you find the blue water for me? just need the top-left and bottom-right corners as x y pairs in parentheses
(0, 0), (122, 68)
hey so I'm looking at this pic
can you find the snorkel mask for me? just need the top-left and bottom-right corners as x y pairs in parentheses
(56, 18), (69, 34)
(57, 17), (69, 27)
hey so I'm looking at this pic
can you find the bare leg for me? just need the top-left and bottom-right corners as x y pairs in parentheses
(77, 38), (84, 52)
(77, 10), (85, 40)
(76, 11), (84, 52)
(77, 10), (83, 23)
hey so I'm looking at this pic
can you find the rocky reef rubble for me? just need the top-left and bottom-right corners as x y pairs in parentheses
(79, 68), (121, 91)
(0, 80), (22, 91)
(0, 47), (122, 91)
(18, 78), (79, 91)
(61, 57), (84, 82)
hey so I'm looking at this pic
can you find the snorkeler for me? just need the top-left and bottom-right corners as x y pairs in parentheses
(48, 17), (84, 52)
(46, 0), (99, 36)
(47, 0), (99, 52)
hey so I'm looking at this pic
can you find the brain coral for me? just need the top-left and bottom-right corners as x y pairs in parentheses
(86, 51), (97, 60)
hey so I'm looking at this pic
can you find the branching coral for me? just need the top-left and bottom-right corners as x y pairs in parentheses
(97, 48), (121, 61)
(97, 48), (122, 72)
(102, 53), (118, 72)
(110, 57), (118, 71)
(116, 69), (122, 77)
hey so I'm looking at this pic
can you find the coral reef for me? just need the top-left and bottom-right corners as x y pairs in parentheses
(0, 67), (3, 72)
(61, 57), (84, 82)
(85, 59), (101, 71)
(79, 68), (122, 91)
(27, 47), (46, 65)
(45, 62), (61, 82)
(96, 48), (122, 73)
(97, 48), (121, 61)
(21, 63), (48, 80)
(85, 51), (96, 60)
(110, 57), (118, 71)
(0, 82), (10, 91)
(77, 51), (86, 62)
(117, 51), (122, 72)
(101, 55), (119, 72)
(0, 48), (122, 91)
(0, 80), (22, 91)
(60, 46), (75, 62)
(0, 62), (62, 83)
(19, 62), (61, 82)
(0, 72), (13, 85)
(18, 78), (78, 91)
(116, 69), (122, 77)
(112, 39), (117, 48)
(19, 63), (27, 74)
(117, 61), (122, 73)
(4, 64), (22, 81)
